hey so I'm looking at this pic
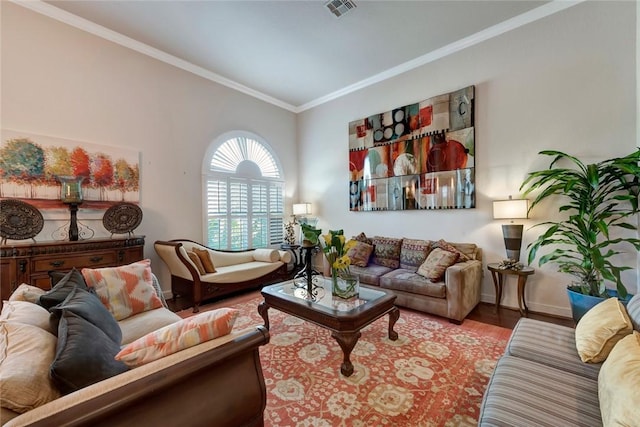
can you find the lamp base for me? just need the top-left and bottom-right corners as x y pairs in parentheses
(502, 224), (523, 262)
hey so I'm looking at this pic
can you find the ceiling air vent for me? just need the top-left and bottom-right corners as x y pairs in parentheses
(325, 0), (357, 18)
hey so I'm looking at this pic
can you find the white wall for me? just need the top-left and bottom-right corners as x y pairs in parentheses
(297, 1), (638, 317)
(1, 2), (299, 291)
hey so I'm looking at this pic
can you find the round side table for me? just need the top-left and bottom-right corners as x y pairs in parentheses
(487, 263), (535, 316)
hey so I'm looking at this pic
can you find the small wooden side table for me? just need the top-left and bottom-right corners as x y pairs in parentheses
(487, 263), (535, 316)
(279, 243), (302, 269)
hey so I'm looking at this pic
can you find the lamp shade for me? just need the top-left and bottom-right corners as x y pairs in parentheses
(293, 203), (311, 216)
(492, 199), (528, 220)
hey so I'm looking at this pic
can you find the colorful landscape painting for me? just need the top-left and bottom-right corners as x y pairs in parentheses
(0, 130), (140, 211)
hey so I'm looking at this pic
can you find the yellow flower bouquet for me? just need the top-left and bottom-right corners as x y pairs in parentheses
(322, 229), (359, 299)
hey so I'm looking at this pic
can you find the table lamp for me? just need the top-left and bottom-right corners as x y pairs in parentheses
(493, 196), (529, 262)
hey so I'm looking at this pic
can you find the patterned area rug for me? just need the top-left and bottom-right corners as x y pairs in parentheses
(181, 297), (512, 427)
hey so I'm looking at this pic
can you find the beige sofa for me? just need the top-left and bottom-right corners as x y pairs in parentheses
(155, 239), (291, 312)
(1, 279), (269, 427)
(336, 235), (482, 324)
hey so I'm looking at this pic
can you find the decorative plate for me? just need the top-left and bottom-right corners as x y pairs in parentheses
(102, 203), (143, 235)
(0, 199), (44, 241)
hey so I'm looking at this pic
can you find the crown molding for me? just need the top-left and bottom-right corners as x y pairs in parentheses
(13, 0), (583, 114)
(297, 0), (585, 112)
(11, 0), (298, 113)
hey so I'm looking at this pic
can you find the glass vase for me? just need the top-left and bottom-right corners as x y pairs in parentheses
(331, 269), (359, 299)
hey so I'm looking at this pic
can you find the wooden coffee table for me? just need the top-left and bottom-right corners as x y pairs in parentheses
(258, 277), (399, 377)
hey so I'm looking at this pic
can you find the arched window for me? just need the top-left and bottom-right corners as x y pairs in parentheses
(203, 132), (284, 250)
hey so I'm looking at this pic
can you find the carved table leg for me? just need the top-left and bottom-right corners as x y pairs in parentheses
(258, 302), (270, 330)
(331, 331), (361, 377)
(388, 307), (400, 341)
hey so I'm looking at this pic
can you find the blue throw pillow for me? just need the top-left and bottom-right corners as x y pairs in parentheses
(39, 268), (91, 310)
(50, 286), (122, 344)
(50, 310), (129, 394)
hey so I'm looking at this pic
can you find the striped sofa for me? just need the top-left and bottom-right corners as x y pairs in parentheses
(479, 294), (640, 427)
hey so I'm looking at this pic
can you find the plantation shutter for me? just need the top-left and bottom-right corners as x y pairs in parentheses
(204, 134), (284, 250)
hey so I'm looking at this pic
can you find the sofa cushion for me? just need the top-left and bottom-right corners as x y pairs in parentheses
(82, 259), (164, 321)
(575, 297), (632, 363)
(348, 264), (393, 286)
(379, 269), (446, 298)
(39, 268), (90, 310)
(433, 239), (470, 262)
(50, 286), (122, 344)
(371, 236), (402, 268)
(118, 307), (182, 345)
(399, 238), (432, 271)
(50, 310), (129, 394)
(478, 355), (601, 427)
(0, 300), (55, 334)
(8, 283), (44, 304)
(626, 292), (640, 331)
(416, 248), (458, 282)
(506, 318), (601, 381)
(0, 322), (60, 413)
(187, 251), (206, 275)
(598, 331), (640, 427)
(116, 308), (239, 367)
(193, 248), (216, 273)
(346, 240), (374, 267)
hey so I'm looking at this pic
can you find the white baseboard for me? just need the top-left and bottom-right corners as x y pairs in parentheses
(480, 293), (571, 318)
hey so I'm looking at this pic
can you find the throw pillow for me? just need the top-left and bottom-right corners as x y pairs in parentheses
(50, 310), (129, 394)
(346, 240), (374, 267)
(575, 297), (633, 363)
(0, 300), (55, 334)
(81, 259), (163, 321)
(8, 283), (45, 303)
(116, 307), (239, 367)
(352, 232), (372, 245)
(626, 292), (640, 331)
(399, 239), (432, 271)
(416, 248), (459, 282)
(187, 251), (206, 275)
(433, 239), (470, 262)
(38, 268), (90, 310)
(598, 331), (640, 427)
(192, 248), (216, 273)
(0, 322), (60, 413)
(50, 286), (122, 345)
(253, 248), (279, 263)
(371, 237), (403, 269)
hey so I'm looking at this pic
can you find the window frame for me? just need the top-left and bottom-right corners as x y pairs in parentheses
(202, 131), (285, 250)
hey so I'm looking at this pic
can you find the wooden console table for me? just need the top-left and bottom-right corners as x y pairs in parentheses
(487, 262), (535, 316)
(1, 236), (145, 299)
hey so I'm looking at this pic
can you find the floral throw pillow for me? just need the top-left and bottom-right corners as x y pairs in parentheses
(346, 240), (374, 267)
(115, 308), (239, 367)
(371, 237), (403, 269)
(400, 239), (432, 271)
(416, 248), (459, 282)
(352, 232), (373, 246)
(81, 259), (163, 321)
(434, 239), (470, 262)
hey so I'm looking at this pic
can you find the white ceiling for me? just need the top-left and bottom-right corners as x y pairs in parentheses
(27, 1), (578, 112)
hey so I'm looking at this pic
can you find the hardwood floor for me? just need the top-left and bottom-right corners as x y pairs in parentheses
(168, 289), (575, 330)
(467, 301), (575, 329)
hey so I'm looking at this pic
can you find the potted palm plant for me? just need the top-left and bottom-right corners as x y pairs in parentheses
(520, 149), (640, 321)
